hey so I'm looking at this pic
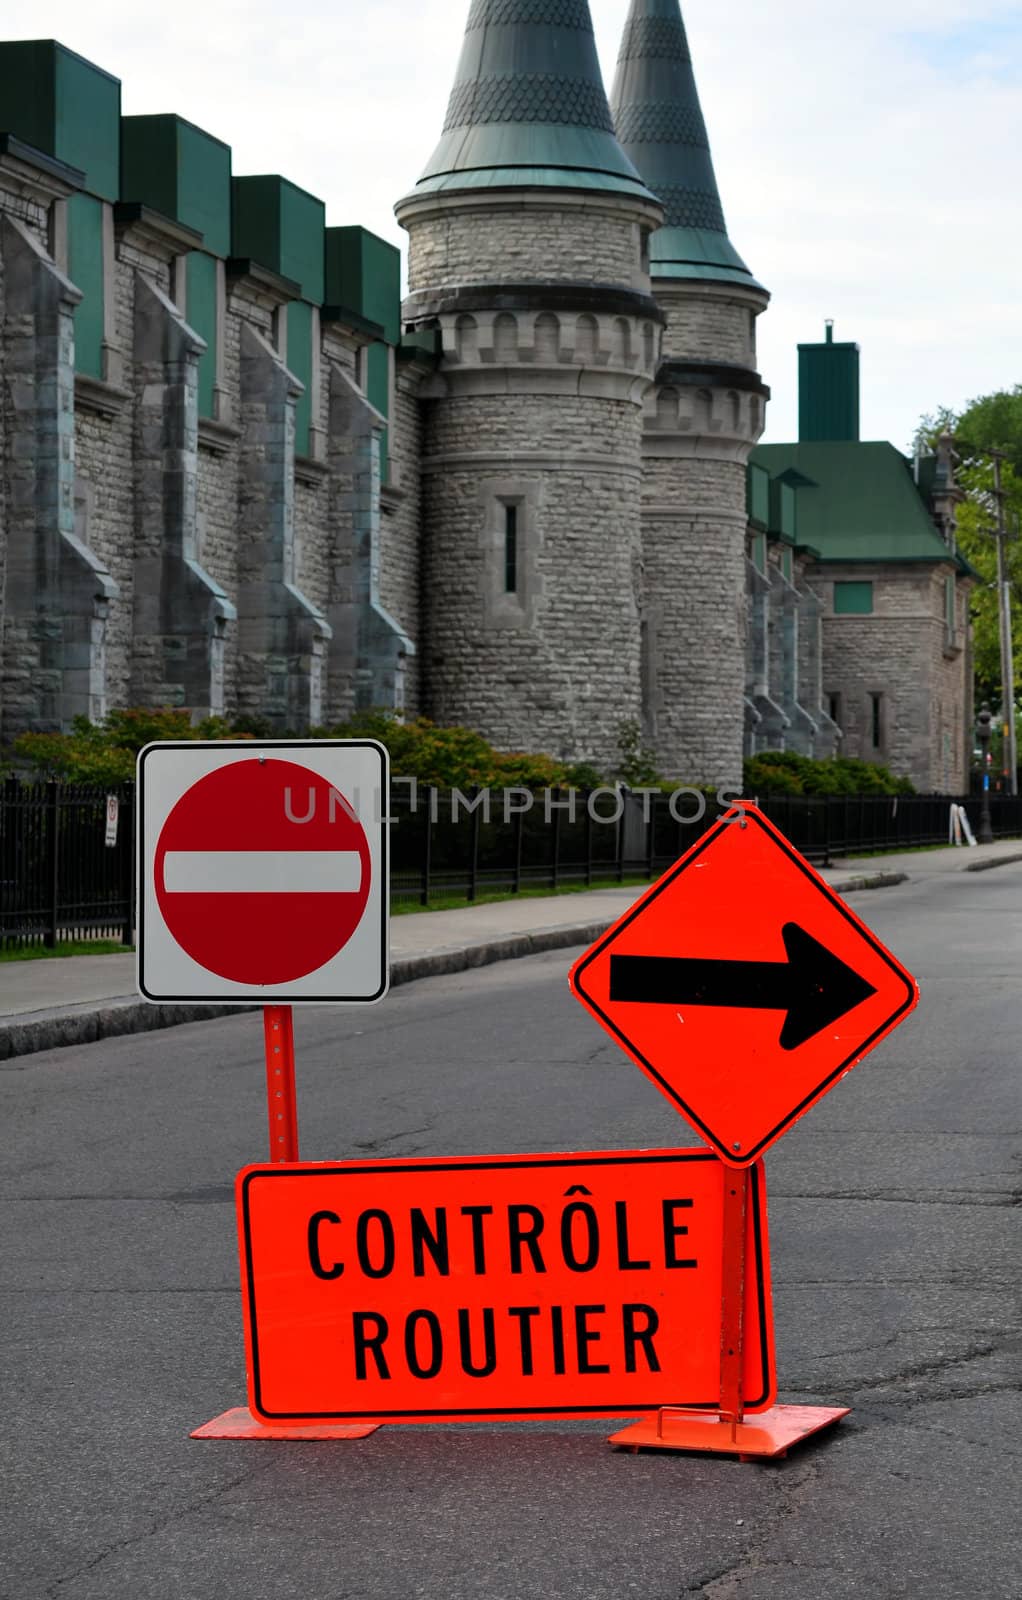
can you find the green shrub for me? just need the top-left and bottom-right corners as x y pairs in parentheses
(744, 751), (914, 797)
(10, 710), (247, 785)
(9, 709), (919, 800)
(10, 707), (589, 791)
(316, 711), (581, 791)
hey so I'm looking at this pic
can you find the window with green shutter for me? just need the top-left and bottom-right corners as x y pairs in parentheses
(834, 581), (873, 615)
(185, 253), (218, 418)
(287, 301), (313, 457)
(67, 193), (104, 379)
(366, 342), (390, 483)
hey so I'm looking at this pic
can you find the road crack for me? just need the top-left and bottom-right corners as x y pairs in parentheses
(44, 1461), (275, 1596)
(680, 1460), (823, 1596)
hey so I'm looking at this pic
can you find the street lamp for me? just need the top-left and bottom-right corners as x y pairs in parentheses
(976, 702), (994, 845)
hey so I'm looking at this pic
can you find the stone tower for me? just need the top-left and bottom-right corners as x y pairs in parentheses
(394, 0), (664, 770)
(611, 0), (770, 788)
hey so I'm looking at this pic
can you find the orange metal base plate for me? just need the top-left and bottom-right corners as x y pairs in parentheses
(191, 1406), (381, 1441)
(609, 1403), (850, 1460)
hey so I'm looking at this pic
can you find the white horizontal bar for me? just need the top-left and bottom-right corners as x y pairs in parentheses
(163, 851), (362, 894)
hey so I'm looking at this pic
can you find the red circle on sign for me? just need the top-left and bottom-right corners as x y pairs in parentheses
(155, 759), (371, 985)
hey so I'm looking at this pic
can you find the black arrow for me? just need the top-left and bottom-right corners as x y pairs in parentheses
(609, 923), (877, 1051)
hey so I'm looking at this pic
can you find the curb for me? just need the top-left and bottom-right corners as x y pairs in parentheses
(964, 851), (1022, 874)
(0, 918), (614, 1064)
(0, 869), (909, 1065)
(826, 871), (908, 893)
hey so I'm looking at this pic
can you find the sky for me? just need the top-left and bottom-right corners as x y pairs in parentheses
(3, 0), (1020, 448)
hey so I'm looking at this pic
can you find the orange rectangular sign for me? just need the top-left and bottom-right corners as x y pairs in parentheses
(237, 1149), (775, 1424)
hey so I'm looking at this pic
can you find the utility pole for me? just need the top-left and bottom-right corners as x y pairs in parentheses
(990, 450), (1018, 796)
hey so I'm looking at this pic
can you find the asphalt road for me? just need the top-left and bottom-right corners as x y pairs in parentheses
(2, 869), (1019, 1599)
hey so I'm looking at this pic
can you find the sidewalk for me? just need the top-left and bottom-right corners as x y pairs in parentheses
(3, 838), (1021, 1061)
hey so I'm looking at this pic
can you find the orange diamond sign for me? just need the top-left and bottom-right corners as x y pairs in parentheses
(570, 805), (918, 1166)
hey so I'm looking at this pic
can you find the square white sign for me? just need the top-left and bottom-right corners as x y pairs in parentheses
(137, 740), (389, 1005)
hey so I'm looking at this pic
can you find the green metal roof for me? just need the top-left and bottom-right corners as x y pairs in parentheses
(609, 0), (765, 290)
(401, 0), (660, 205)
(750, 442), (958, 565)
(0, 39), (120, 201)
(121, 114), (232, 258)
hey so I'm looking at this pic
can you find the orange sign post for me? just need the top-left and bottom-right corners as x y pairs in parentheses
(569, 803), (918, 1457)
(220, 1150), (774, 1430)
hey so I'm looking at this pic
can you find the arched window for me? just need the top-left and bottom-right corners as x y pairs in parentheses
(612, 317), (631, 365)
(656, 387), (679, 427)
(493, 313), (518, 362)
(575, 314), (599, 362)
(455, 315), (478, 363)
(534, 313), (560, 363)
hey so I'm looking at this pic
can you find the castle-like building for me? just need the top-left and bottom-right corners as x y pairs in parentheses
(0, 2), (973, 791)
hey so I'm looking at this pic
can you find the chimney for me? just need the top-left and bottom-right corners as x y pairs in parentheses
(798, 320), (860, 442)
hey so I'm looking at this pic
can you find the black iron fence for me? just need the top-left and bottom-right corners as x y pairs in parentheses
(1, 779), (134, 948)
(3, 779), (1021, 949)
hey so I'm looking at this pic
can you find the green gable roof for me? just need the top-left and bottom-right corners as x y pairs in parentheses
(402, 0), (659, 206)
(750, 441), (956, 565)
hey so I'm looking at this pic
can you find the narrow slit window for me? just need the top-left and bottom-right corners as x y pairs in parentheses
(871, 694), (883, 750)
(504, 503), (518, 594)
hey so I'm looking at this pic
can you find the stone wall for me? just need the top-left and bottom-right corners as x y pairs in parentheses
(642, 458), (747, 786)
(382, 365), (426, 715)
(74, 403), (132, 707)
(0, 150), (412, 736)
(404, 193), (652, 293)
(399, 182), (660, 770)
(794, 557), (839, 759)
(656, 280), (764, 370)
(820, 563), (970, 790)
(422, 390), (644, 766)
(643, 277), (769, 788)
(1, 210), (117, 736)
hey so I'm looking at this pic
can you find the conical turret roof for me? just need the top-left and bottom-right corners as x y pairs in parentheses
(402, 0), (660, 204)
(610, 0), (765, 289)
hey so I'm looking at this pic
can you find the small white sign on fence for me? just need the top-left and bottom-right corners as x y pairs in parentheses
(105, 794), (120, 849)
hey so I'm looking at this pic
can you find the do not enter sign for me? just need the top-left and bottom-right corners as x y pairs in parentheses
(138, 741), (388, 1004)
(155, 760), (371, 986)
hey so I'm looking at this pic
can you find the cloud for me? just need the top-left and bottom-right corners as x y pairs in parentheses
(2, 0), (1019, 449)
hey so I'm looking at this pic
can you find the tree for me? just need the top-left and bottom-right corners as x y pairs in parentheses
(915, 386), (1022, 704)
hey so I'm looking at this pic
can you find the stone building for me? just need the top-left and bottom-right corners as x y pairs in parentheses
(0, 5), (972, 793)
(750, 326), (974, 792)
